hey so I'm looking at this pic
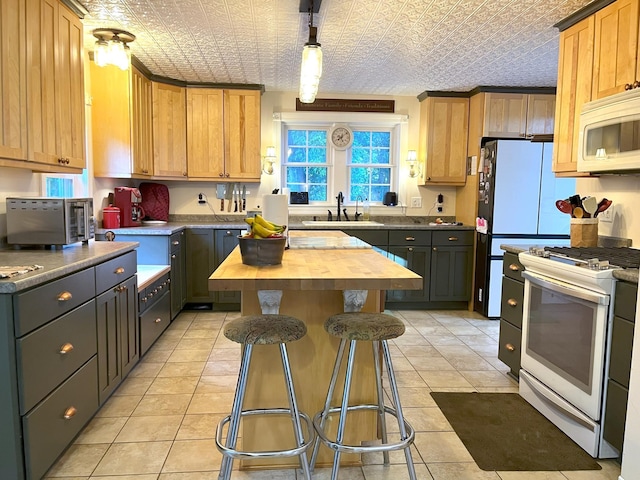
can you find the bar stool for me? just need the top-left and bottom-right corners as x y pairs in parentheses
(310, 312), (417, 480)
(215, 314), (314, 480)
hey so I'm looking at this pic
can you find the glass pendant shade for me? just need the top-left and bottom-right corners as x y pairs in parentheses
(299, 44), (323, 103)
(92, 29), (136, 71)
(94, 38), (109, 67)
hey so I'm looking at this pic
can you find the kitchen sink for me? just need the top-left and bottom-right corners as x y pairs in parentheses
(301, 220), (384, 226)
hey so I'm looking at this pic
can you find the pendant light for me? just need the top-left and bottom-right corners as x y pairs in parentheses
(299, 0), (322, 104)
(92, 28), (136, 71)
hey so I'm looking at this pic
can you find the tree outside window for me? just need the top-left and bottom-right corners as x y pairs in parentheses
(284, 129), (328, 202)
(349, 130), (391, 203)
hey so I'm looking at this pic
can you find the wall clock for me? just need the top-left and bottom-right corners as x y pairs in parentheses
(330, 125), (353, 150)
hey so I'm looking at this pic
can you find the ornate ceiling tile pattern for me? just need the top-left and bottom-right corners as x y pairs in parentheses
(81, 0), (592, 96)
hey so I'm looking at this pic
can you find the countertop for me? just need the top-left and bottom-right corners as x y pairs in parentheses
(0, 241), (139, 293)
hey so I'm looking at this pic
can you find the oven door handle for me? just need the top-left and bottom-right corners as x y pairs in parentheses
(522, 271), (609, 306)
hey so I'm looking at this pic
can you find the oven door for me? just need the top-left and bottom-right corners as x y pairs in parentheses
(521, 270), (610, 420)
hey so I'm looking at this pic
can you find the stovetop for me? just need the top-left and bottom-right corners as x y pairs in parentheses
(544, 247), (640, 269)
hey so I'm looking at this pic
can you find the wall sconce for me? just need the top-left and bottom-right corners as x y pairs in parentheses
(262, 146), (277, 175)
(407, 150), (421, 178)
(93, 28), (136, 70)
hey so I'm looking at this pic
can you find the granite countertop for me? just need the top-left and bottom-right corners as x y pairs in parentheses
(0, 241), (139, 293)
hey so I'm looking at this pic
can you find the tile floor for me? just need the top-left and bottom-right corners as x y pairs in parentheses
(45, 309), (621, 480)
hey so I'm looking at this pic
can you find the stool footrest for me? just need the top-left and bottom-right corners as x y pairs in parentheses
(313, 404), (415, 454)
(216, 408), (314, 460)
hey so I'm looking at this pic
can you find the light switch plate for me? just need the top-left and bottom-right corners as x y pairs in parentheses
(600, 205), (613, 222)
(411, 197), (422, 208)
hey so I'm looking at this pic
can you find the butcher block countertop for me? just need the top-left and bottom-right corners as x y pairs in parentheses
(209, 230), (422, 292)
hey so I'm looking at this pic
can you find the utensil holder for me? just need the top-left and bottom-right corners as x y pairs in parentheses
(570, 218), (598, 247)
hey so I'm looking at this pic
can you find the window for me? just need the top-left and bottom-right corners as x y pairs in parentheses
(41, 172), (89, 197)
(284, 128), (328, 201)
(349, 130), (392, 203)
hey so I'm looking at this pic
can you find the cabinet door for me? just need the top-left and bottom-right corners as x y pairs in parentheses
(170, 232), (187, 318)
(224, 89), (262, 180)
(593, 0), (639, 100)
(525, 94), (556, 136)
(186, 229), (216, 303)
(187, 88), (225, 178)
(553, 16), (594, 174)
(214, 229), (241, 304)
(422, 97), (469, 185)
(153, 82), (187, 177)
(0, 0), (27, 161)
(131, 66), (153, 176)
(119, 275), (139, 378)
(96, 285), (122, 404)
(429, 245), (472, 302)
(386, 246), (430, 302)
(483, 93), (527, 138)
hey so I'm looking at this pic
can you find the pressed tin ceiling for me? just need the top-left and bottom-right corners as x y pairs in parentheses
(80, 0), (594, 97)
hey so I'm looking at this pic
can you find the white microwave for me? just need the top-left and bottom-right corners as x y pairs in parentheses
(578, 88), (640, 173)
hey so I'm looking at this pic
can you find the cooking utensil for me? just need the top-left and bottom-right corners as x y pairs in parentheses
(242, 185), (246, 212)
(225, 183), (233, 212)
(234, 184), (238, 212)
(216, 184), (226, 210)
(594, 198), (612, 217)
(555, 199), (572, 214)
(582, 196), (597, 218)
(573, 206), (584, 218)
(569, 194), (582, 209)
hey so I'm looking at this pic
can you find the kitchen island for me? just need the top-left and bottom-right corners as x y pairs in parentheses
(208, 230), (422, 470)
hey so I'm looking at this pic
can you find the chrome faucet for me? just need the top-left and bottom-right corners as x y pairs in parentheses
(336, 192), (344, 220)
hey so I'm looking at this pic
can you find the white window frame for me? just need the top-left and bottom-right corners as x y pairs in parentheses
(40, 171), (89, 198)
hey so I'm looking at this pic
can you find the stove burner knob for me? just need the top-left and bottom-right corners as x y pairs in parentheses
(587, 258), (600, 270)
(599, 260), (610, 270)
(541, 250), (550, 258)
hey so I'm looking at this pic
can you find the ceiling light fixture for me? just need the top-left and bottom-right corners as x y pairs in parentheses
(93, 28), (136, 71)
(299, 0), (322, 104)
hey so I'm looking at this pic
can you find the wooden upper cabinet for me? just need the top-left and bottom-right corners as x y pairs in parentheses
(553, 16), (595, 174)
(483, 93), (528, 138)
(420, 96), (469, 185)
(26, 0), (85, 171)
(131, 67), (153, 176)
(152, 82), (187, 178)
(525, 94), (556, 136)
(0, 0), (27, 162)
(224, 89), (261, 180)
(187, 88), (225, 178)
(593, 0), (639, 100)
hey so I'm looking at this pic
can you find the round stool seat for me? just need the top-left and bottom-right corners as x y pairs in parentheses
(224, 314), (307, 345)
(324, 312), (405, 341)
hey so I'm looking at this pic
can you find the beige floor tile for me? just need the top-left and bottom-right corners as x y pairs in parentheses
(414, 326), (451, 336)
(459, 370), (517, 388)
(469, 344), (500, 357)
(193, 311), (227, 322)
(157, 361), (206, 377)
(160, 329), (187, 340)
(433, 345), (477, 357)
(444, 325), (484, 336)
(388, 356), (417, 371)
(391, 387), (435, 408)
(93, 441), (172, 476)
(74, 417), (127, 444)
(208, 348), (242, 362)
(214, 335), (238, 348)
(162, 439), (222, 472)
(402, 407), (452, 432)
(196, 374), (239, 393)
(202, 360), (241, 376)
(405, 356), (455, 371)
(457, 335), (497, 347)
(394, 345), (442, 358)
(44, 444), (110, 477)
(147, 376), (199, 394)
(433, 316), (473, 326)
(182, 328), (220, 339)
(417, 371), (474, 389)
(176, 413), (224, 439)
(142, 348), (173, 363)
(310, 466), (365, 479)
(362, 463), (432, 480)
(43, 476), (88, 480)
(426, 462), (501, 479)
(495, 472), (567, 480)
(561, 459), (622, 479)
(167, 348), (212, 362)
(152, 337), (181, 350)
(132, 393), (192, 416)
(176, 338), (217, 350)
(413, 432), (474, 463)
(94, 395), (142, 418)
(115, 414), (183, 442)
(476, 386), (519, 393)
(428, 386), (477, 393)
(88, 475), (159, 480)
(229, 470), (298, 479)
(159, 473), (221, 480)
(129, 361), (164, 378)
(113, 377), (154, 396)
(445, 355), (497, 371)
(392, 334), (431, 347)
(391, 370), (430, 388)
(361, 445), (422, 466)
(421, 335), (465, 346)
(186, 392), (236, 414)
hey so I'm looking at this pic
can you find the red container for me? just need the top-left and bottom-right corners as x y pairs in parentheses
(102, 205), (121, 229)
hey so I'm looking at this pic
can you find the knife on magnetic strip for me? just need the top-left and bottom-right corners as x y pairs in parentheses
(242, 185), (246, 212)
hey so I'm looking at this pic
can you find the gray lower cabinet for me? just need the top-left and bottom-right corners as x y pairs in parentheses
(498, 252), (525, 379)
(170, 231), (187, 318)
(186, 228), (217, 303)
(140, 290), (171, 354)
(429, 231), (474, 302)
(603, 280), (637, 453)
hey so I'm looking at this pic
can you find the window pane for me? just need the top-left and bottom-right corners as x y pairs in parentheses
(353, 131), (370, 147)
(287, 147), (306, 163)
(309, 184), (327, 201)
(350, 167), (369, 185)
(288, 184), (306, 192)
(284, 127), (329, 202)
(288, 130), (307, 146)
(371, 167), (391, 184)
(372, 132), (390, 147)
(308, 147), (326, 163)
(372, 149), (390, 164)
(46, 178), (73, 197)
(371, 186), (388, 202)
(308, 130), (327, 146)
(287, 167), (307, 183)
(308, 167), (327, 183)
(348, 129), (394, 204)
(352, 148), (370, 164)
(350, 185), (368, 201)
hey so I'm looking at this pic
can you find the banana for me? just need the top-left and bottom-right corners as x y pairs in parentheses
(252, 222), (281, 238)
(244, 217), (255, 227)
(255, 214), (285, 233)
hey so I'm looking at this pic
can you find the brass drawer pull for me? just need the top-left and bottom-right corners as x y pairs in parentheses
(509, 263), (521, 272)
(154, 318), (162, 323)
(57, 291), (73, 302)
(405, 236), (415, 241)
(433, 247), (437, 251)
(114, 267), (125, 275)
(171, 254), (176, 259)
(63, 406), (77, 420)
(172, 240), (180, 246)
(141, 296), (148, 302)
(408, 247), (414, 252)
(505, 343), (516, 352)
(115, 285), (127, 293)
(448, 236), (458, 241)
(507, 298), (518, 307)
(59, 343), (74, 355)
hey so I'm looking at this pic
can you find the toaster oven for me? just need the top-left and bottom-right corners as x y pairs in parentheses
(7, 197), (95, 247)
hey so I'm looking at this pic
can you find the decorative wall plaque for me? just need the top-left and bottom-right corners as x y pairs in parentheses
(296, 98), (395, 113)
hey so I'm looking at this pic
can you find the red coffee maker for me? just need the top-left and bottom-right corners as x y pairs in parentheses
(114, 187), (145, 227)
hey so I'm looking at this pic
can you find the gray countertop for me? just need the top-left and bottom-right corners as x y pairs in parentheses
(0, 241), (139, 293)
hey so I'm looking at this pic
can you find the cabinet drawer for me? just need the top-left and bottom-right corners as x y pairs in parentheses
(603, 379), (628, 453)
(140, 291), (171, 355)
(501, 277), (524, 329)
(23, 357), (99, 480)
(95, 250), (137, 294)
(342, 229), (389, 246)
(388, 230), (431, 245)
(171, 230), (184, 253)
(140, 273), (170, 314)
(614, 281), (637, 322)
(14, 268), (96, 336)
(17, 300), (97, 414)
(432, 230), (474, 246)
(498, 319), (521, 376)
(502, 252), (524, 282)
(610, 315), (634, 388)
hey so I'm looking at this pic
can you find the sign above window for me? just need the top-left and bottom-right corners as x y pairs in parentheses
(296, 98), (395, 113)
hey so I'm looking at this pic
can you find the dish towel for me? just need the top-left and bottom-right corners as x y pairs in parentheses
(0, 265), (44, 278)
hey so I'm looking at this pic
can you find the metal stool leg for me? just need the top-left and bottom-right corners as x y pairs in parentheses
(218, 344), (253, 480)
(381, 340), (417, 480)
(373, 341), (390, 465)
(310, 338), (348, 470)
(331, 339), (357, 480)
(279, 343), (312, 480)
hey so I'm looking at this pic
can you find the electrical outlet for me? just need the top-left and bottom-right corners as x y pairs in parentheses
(599, 204), (613, 222)
(198, 193), (206, 205)
(411, 197), (422, 208)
